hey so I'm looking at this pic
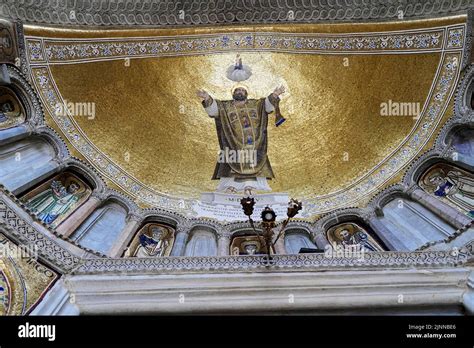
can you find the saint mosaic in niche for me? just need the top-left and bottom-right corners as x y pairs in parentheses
(125, 223), (175, 257)
(22, 172), (91, 227)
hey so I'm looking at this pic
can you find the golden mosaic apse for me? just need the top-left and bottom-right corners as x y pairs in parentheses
(25, 16), (467, 217)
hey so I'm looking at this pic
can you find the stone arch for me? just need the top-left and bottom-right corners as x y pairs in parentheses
(315, 207), (387, 251)
(374, 190), (456, 250)
(284, 227), (317, 254)
(0, 130), (68, 195)
(184, 225), (218, 257)
(443, 124), (474, 169)
(69, 197), (130, 256)
(454, 63), (474, 119)
(5, 65), (44, 128)
(61, 157), (106, 194)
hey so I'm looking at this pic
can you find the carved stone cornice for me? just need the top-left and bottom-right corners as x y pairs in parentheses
(224, 220), (254, 233)
(282, 219), (313, 233)
(90, 189), (108, 201)
(175, 219), (194, 235)
(0, 1), (472, 27)
(141, 208), (186, 227)
(187, 218), (221, 236)
(217, 232), (232, 240)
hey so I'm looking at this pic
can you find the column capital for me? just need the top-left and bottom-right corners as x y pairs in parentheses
(217, 233), (232, 240)
(405, 183), (422, 196)
(175, 221), (192, 235)
(90, 190), (107, 201)
(126, 212), (143, 224)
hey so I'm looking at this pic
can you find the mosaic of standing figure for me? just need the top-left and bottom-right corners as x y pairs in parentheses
(21, 172), (91, 227)
(124, 223), (175, 257)
(230, 235), (271, 255)
(420, 163), (474, 218)
(327, 222), (385, 252)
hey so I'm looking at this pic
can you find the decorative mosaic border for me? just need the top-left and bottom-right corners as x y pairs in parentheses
(26, 24), (465, 217)
(24, 26), (462, 65)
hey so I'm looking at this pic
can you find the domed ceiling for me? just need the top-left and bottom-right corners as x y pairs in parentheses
(24, 16), (468, 219)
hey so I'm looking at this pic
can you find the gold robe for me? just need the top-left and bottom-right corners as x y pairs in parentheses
(204, 94), (281, 180)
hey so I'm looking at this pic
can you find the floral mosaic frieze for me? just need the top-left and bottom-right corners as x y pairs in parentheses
(25, 25), (466, 65)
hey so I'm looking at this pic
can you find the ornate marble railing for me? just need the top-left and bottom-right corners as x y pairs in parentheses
(72, 249), (471, 275)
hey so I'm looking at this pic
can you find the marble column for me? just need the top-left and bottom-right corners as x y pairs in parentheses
(312, 232), (330, 249)
(366, 215), (405, 251)
(217, 234), (231, 256)
(409, 186), (472, 229)
(56, 193), (103, 238)
(109, 213), (143, 258)
(170, 224), (190, 256)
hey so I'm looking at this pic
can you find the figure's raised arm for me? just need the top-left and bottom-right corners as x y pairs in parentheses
(266, 85), (286, 126)
(272, 85), (286, 98)
(197, 89), (218, 117)
(196, 89), (210, 102)
(265, 85), (286, 113)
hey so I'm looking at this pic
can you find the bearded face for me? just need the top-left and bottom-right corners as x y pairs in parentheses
(232, 87), (248, 101)
(428, 174), (446, 187)
(339, 229), (351, 241)
(1, 101), (14, 113)
(67, 183), (80, 194)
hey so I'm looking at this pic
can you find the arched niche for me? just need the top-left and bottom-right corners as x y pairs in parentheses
(184, 227), (217, 257)
(20, 171), (92, 228)
(326, 222), (386, 252)
(448, 127), (474, 167)
(70, 200), (128, 255)
(419, 162), (474, 218)
(229, 230), (273, 255)
(284, 229), (317, 254)
(0, 136), (59, 194)
(378, 196), (455, 251)
(124, 222), (175, 257)
(0, 86), (26, 130)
